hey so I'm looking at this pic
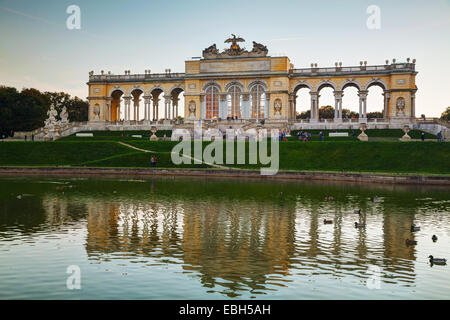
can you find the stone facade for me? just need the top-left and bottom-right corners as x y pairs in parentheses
(86, 36), (418, 127)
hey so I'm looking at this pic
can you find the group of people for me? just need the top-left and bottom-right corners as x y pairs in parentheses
(150, 155), (157, 167)
(23, 135), (35, 141)
(421, 131), (446, 142)
(278, 132), (288, 141)
(296, 131), (318, 142)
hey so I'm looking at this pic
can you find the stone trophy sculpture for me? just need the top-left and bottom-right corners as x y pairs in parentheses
(150, 126), (158, 141)
(274, 100), (282, 118)
(396, 97), (406, 116)
(93, 106), (100, 121)
(357, 123), (369, 141)
(188, 102), (196, 119)
(401, 125), (411, 141)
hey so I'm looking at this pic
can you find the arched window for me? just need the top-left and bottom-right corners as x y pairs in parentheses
(227, 85), (242, 118)
(250, 84), (266, 119)
(205, 86), (219, 119)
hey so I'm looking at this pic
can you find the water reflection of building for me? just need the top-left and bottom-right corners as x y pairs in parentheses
(5, 182), (428, 296)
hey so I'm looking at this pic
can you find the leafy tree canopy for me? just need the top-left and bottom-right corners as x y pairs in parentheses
(0, 85), (88, 132)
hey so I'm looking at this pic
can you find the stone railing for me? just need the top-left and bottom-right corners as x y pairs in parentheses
(415, 118), (449, 127)
(89, 73), (186, 82)
(291, 63), (415, 76)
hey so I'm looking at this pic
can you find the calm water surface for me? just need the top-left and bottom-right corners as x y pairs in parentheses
(0, 176), (449, 299)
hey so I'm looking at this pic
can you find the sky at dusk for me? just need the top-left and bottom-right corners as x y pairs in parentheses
(0, 0), (449, 116)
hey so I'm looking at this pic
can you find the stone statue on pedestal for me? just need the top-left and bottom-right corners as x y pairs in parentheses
(59, 106), (69, 127)
(44, 103), (60, 140)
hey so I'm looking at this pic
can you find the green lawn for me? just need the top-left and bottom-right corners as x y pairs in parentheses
(1, 138), (448, 174)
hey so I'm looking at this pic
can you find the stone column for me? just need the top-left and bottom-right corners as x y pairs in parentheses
(143, 96), (151, 121)
(153, 98), (160, 121)
(383, 91), (390, 119)
(310, 91), (319, 122)
(200, 95), (206, 119)
(220, 93), (227, 119)
(411, 92), (416, 118)
(358, 90), (368, 120)
(123, 97), (131, 122)
(164, 96), (171, 120)
(288, 94), (294, 121)
(172, 97), (179, 120)
(290, 95), (297, 121)
(333, 90), (343, 121)
(147, 96), (153, 121)
(242, 93), (249, 119)
(133, 97), (140, 121)
(106, 98), (112, 122)
(265, 93), (270, 119)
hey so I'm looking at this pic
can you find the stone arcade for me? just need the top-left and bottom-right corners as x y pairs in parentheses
(86, 35), (418, 132)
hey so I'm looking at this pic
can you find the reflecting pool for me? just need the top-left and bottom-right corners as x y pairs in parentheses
(0, 176), (449, 299)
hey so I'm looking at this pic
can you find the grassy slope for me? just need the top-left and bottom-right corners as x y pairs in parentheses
(0, 141), (133, 166)
(1, 139), (449, 174)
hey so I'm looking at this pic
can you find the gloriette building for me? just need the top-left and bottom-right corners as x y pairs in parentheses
(87, 35), (418, 130)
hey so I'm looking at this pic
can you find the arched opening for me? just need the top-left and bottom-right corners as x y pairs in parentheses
(317, 85), (335, 120)
(227, 84), (242, 119)
(294, 84), (311, 120)
(366, 83), (385, 119)
(110, 90), (124, 122)
(130, 89), (144, 121)
(205, 85), (220, 120)
(150, 88), (164, 121)
(170, 87), (184, 120)
(341, 83), (360, 120)
(249, 84), (266, 120)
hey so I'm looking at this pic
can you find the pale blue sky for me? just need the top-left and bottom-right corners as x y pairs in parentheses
(0, 0), (449, 116)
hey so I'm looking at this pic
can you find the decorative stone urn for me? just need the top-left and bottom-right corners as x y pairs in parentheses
(400, 125), (411, 141)
(150, 126), (158, 141)
(358, 123), (368, 141)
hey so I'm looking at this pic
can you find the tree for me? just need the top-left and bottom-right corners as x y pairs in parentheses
(12, 88), (48, 131)
(0, 86), (20, 131)
(318, 105), (334, 119)
(0, 86), (89, 132)
(367, 111), (383, 119)
(440, 107), (450, 122)
(342, 108), (359, 119)
(297, 110), (310, 119)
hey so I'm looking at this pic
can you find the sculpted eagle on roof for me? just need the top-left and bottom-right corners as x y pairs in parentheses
(224, 34), (245, 44)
